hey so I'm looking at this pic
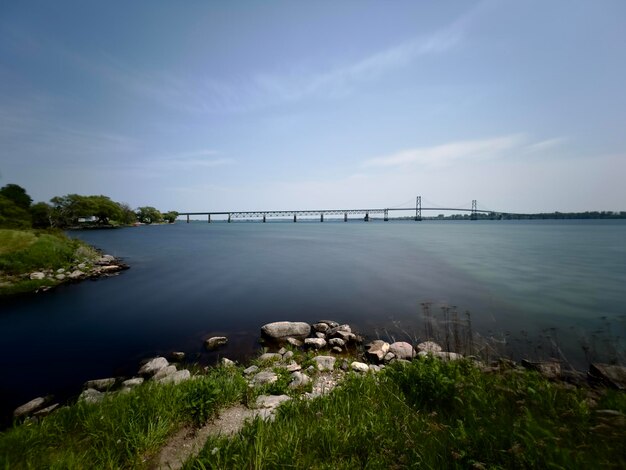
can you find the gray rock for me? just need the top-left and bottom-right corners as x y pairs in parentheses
(78, 263), (87, 269)
(158, 369), (191, 385)
(258, 353), (282, 362)
(138, 357), (169, 376)
(589, 363), (626, 390)
(334, 330), (356, 342)
(96, 254), (115, 265)
(281, 362), (302, 372)
(33, 403), (59, 418)
(29, 272), (45, 280)
(243, 365), (259, 375)
(153, 365), (177, 380)
(304, 338), (327, 350)
(351, 361), (369, 373)
(312, 322), (330, 333)
(318, 320), (339, 328)
(383, 352), (396, 362)
(369, 364), (381, 372)
(251, 371), (278, 386)
(205, 336), (228, 350)
(84, 377), (116, 391)
(389, 341), (415, 360)
(313, 355), (336, 371)
(283, 350), (294, 361)
(416, 341), (442, 353)
(122, 377), (144, 388)
(521, 360), (561, 380)
(221, 358), (236, 367)
(261, 321), (311, 340)
(170, 351), (186, 361)
(13, 397), (47, 418)
(340, 359), (350, 371)
(79, 388), (104, 404)
(331, 346), (343, 353)
(328, 324), (352, 337)
(68, 270), (84, 279)
(426, 351), (463, 361)
(99, 265), (122, 273)
(289, 371), (311, 388)
(315, 332), (326, 339)
(278, 347), (287, 355)
(56, 268), (65, 274)
(329, 338), (345, 347)
(286, 337), (303, 347)
(255, 394), (291, 409)
(55, 274), (66, 280)
(366, 340), (390, 361)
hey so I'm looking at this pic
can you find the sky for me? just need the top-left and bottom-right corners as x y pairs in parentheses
(1, 0), (625, 214)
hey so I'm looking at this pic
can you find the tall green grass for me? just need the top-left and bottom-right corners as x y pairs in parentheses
(0, 366), (247, 469)
(189, 358), (626, 469)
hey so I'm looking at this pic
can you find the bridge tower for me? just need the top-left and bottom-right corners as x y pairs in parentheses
(364, 212), (369, 222)
(320, 213), (324, 222)
(344, 213), (348, 222)
(228, 213), (231, 223)
(263, 214), (266, 223)
(293, 214), (297, 222)
(471, 200), (477, 220)
(208, 214), (211, 223)
(415, 196), (422, 221)
(384, 209), (388, 221)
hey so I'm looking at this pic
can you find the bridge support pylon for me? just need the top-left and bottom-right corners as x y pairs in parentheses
(263, 214), (266, 223)
(228, 213), (231, 223)
(364, 212), (369, 222)
(208, 214), (211, 223)
(293, 214), (297, 223)
(320, 213), (324, 222)
(384, 209), (388, 221)
(471, 200), (477, 220)
(344, 213), (347, 222)
(186, 214), (190, 223)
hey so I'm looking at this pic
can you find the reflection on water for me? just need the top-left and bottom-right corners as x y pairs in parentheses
(0, 219), (625, 423)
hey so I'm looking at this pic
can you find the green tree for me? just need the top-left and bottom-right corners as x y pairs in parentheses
(136, 206), (162, 224)
(30, 202), (53, 228)
(118, 203), (137, 225)
(163, 211), (179, 223)
(0, 195), (32, 228)
(0, 184), (32, 209)
(89, 195), (122, 225)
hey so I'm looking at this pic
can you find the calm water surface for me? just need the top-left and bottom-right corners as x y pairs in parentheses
(1, 220), (625, 423)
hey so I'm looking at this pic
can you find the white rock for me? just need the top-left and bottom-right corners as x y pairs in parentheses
(255, 394), (291, 409)
(55, 274), (66, 280)
(389, 341), (415, 360)
(158, 369), (191, 384)
(13, 397), (46, 418)
(258, 353), (282, 362)
(79, 388), (104, 404)
(312, 322), (330, 333)
(221, 358), (236, 367)
(153, 365), (177, 380)
(261, 321), (311, 340)
(68, 270), (84, 279)
(84, 378), (116, 391)
(351, 361), (369, 373)
(205, 336), (228, 350)
(139, 357), (169, 376)
(29, 272), (45, 280)
(286, 337), (303, 347)
(416, 341), (443, 353)
(243, 365), (259, 375)
(329, 338), (345, 347)
(313, 355), (336, 371)
(122, 377), (144, 388)
(366, 340), (390, 361)
(304, 338), (327, 350)
(56, 268), (65, 274)
(283, 350), (294, 361)
(383, 352), (396, 362)
(251, 371), (278, 386)
(289, 371), (311, 388)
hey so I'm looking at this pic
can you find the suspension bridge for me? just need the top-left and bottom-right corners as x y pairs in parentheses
(177, 197), (515, 223)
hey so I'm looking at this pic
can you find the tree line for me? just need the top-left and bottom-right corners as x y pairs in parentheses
(0, 183), (178, 229)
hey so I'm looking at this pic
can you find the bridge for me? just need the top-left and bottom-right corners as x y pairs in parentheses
(178, 198), (511, 223)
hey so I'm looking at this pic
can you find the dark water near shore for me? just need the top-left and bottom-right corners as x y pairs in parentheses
(1, 220), (625, 424)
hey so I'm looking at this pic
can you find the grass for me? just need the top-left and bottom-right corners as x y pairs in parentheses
(0, 228), (100, 295)
(188, 357), (626, 469)
(0, 366), (247, 469)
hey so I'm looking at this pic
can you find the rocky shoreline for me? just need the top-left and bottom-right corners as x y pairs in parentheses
(11, 319), (626, 423)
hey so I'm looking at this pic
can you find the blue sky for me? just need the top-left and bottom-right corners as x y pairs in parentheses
(1, 0), (625, 213)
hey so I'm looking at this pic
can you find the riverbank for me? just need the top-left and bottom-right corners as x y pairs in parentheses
(1, 320), (625, 469)
(0, 228), (128, 296)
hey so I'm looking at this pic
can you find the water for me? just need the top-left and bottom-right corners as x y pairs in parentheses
(1, 219), (625, 424)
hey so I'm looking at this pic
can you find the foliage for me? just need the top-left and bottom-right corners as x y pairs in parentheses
(0, 184), (32, 209)
(0, 195), (31, 229)
(50, 194), (123, 226)
(118, 202), (137, 225)
(30, 202), (52, 228)
(163, 211), (179, 223)
(0, 366), (247, 469)
(136, 206), (163, 224)
(190, 359), (626, 469)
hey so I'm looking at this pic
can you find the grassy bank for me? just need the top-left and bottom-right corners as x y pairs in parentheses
(0, 228), (100, 296)
(1, 355), (624, 469)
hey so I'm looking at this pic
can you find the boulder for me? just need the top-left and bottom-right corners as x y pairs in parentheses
(313, 355), (336, 371)
(286, 337), (303, 347)
(84, 378), (116, 391)
(68, 270), (84, 280)
(304, 338), (327, 350)
(221, 358), (236, 367)
(589, 363), (626, 390)
(251, 371), (278, 386)
(283, 350), (294, 361)
(334, 331), (356, 342)
(258, 353), (282, 362)
(416, 341), (442, 354)
(389, 342), (415, 360)
(289, 371), (311, 388)
(521, 360), (561, 380)
(255, 394), (291, 409)
(315, 332), (326, 339)
(122, 377), (144, 388)
(56, 268), (65, 274)
(328, 338), (345, 348)
(331, 346), (343, 354)
(138, 357), (169, 376)
(158, 369), (191, 385)
(278, 347), (287, 355)
(328, 324), (352, 337)
(33, 403), (59, 418)
(261, 322), (311, 340)
(170, 351), (186, 361)
(383, 352), (396, 362)
(153, 365), (177, 380)
(369, 364), (382, 372)
(29, 272), (45, 280)
(366, 340), (390, 361)
(281, 362), (302, 372)
(96, 255), (115, 265)
(55, 274), (66, 281)
(351, 361), (369, 373)
(79, 388), (104, 404)
(423, 351), (463, 361)
(312, 322), (330, 333)
(318, 320), (339, 328)
(205, 336), (228, 350)
(13, 397), (47, 418)
(99, 265), (122, 273)
(243, 365), (259, 375)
